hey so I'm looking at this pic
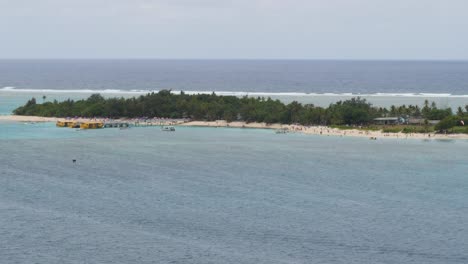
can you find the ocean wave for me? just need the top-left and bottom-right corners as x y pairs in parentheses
(1, 87), (468, 98)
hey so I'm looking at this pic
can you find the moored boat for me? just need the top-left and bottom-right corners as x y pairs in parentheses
(56, 121), (75, 127)
(275, 128), (289, 134)
(161, 126), (175, 132)
(67, 122), (81, 128)
(80, 122), (104, 129)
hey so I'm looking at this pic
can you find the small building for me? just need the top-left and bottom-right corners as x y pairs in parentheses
(408, 118), (425, 125)
(373, 117), (401, 125)
(408, 118), (440, 125)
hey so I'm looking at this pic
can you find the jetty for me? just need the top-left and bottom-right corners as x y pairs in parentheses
(104, 122), (130, 128)
(55, 118), (188, 130)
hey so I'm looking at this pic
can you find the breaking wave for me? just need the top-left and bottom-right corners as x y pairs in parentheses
(1, 87), (467, 98)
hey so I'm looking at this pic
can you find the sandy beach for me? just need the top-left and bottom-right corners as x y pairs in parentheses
(181, 120), (468, 140)
(2, 115), (468, 140)
(0, 115), (60, 122)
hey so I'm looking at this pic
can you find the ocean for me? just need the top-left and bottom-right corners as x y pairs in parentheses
(1, 59), (468, 94)
(1, 124), (468, 263)
(1, 60), (468, 114)
(1, 60), (468, 263)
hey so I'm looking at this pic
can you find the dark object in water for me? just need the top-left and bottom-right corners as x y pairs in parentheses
(72, 159), (76, 163)
(275, 128), (288, 134)
(161, 126), (175, 132)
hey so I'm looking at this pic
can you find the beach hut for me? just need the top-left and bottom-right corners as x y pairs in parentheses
(373, 117), (400, 125)
(407, 118), (440, 125)
(408, 118), (425, 125)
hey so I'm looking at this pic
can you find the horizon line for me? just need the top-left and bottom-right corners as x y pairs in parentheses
(1, 58), (468, 62)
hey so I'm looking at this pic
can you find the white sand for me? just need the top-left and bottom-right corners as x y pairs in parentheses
(1, 115), (467, 140)
(0, 115), (59, 122)
(0, 115), (184, 125)
(181, 120), (468, 140)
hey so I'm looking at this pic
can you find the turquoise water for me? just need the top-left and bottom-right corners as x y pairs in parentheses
(0, 93), (95, 115)
(1, 123), (468, 263)
(0, 122), (79, 139)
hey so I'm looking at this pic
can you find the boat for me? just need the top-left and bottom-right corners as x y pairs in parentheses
(161, 126), (175, 132)
(104, 122), (130, 128)
(80, 122), (104, 129)
(67, 122), (81, 128)
(275, 128), (289, 134)
(56, 121), (75, 127)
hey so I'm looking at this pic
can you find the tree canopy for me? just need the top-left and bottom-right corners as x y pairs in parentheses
(13, 90), (465, 128)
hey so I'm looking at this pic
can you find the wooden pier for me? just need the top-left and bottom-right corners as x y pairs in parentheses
(104, 122), (130, 128)
(57, 119), (186, 129)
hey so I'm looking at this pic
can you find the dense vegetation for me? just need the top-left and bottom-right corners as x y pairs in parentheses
(13, 90), (468, 132)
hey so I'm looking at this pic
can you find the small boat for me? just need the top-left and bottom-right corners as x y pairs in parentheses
(275, 128), (288, 134)
(161, 126), (175, 132)
(67, 122), (81, 128)
(80, 122), (104, 129)
(56, 121), (75, 127)
(105, 122), (130, 128)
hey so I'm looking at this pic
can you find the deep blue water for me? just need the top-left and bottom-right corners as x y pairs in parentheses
(1, 124), (468, 263)
(1, 59), (468, 94)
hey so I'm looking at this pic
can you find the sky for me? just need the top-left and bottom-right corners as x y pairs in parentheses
(0, 0), (467, 60)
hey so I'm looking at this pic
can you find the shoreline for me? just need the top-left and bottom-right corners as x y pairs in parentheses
(180, 121), (468, 140)
(1, 115), (468, 140)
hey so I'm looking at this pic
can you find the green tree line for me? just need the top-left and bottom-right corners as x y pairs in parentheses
(13, 90), (468, 130)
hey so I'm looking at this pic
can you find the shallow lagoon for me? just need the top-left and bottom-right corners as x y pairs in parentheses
(1, 123), (467, 263)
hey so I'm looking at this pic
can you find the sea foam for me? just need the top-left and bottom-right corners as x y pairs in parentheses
(1, 87), (468, 97)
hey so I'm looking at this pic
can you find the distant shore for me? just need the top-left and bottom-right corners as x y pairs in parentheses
(2, 115), (468, 140)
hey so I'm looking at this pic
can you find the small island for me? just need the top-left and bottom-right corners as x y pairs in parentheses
(10, 90), (468, 139)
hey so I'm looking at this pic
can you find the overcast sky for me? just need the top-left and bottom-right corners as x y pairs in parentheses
(0, 0), (467, 60)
